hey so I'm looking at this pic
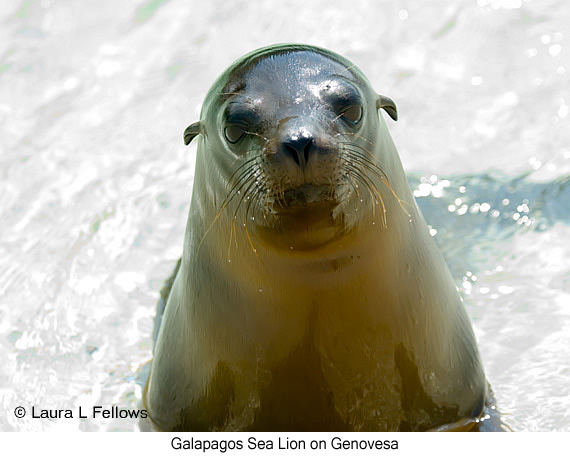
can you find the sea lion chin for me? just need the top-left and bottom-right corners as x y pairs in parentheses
(255, 183), (348, 251)
(143, 44), (499, 432)
(255, 201), (347, 252)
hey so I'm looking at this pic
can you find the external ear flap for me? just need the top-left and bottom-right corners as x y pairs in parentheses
(183, 122), (201, 145)
(376, 95), (398, 121)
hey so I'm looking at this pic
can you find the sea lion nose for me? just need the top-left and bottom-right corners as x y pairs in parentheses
(281, 132), (316, 168)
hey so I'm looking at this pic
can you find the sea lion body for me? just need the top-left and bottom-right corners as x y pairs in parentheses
(144, 44), (490, 431)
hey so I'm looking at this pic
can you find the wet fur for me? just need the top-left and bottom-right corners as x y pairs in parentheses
(144, 44), (504, 432)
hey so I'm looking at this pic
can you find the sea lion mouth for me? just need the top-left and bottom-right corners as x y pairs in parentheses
(256, 184), (348, 251)
(276, 184), (339, 213)
(254, 202), (346, 251)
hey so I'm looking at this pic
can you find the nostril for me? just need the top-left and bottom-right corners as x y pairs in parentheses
(282, 136), (314, 167)
(303, 139), (312, 164)
(284, 144), (301, 166)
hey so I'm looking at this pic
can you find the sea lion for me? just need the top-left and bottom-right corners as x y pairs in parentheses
(143, 44), (496, 431)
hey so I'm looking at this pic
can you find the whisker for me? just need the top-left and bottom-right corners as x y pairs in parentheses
(343, 161), (388, 228)
(227, 214), (238, 262)
(244, 130), (269, 142)
(341, 144), (388, 180)
(346, 172), (361, 201)
(198, 164), (259, 252)
(244, 185), (265, 257)
(342, 146), (413, 219)
(232, 173), (260, 221)
(343, 171), (370, 217)
(334, 131), (374, 147)
(227, 164), (267, 260)
(339, 138), (379, 163)
(226, 156), (260, 187)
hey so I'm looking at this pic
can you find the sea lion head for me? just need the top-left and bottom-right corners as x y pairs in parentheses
(184, 44), (398, 251)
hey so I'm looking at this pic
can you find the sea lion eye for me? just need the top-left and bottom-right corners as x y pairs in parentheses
(224, 125), (246, 143)
(341, 105), (363, 125)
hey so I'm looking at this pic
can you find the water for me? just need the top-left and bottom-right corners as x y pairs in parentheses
(0, 0), (568, 431)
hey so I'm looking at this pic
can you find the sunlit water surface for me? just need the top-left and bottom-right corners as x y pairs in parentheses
(1, 0), (568, 431)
